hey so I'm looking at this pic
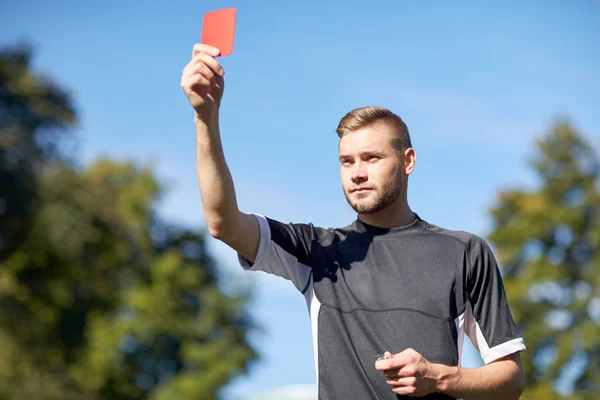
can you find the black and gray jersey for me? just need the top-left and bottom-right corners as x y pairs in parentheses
(238, 213), (525, 400)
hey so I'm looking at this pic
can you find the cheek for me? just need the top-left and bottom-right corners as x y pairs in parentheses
(340, 168), (353, 189)
(340, 168), (349, 181)
(373, 163), (398, 184)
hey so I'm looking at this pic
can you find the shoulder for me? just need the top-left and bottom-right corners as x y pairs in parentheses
(264, 215), (352, 244)
(422, 220), (492, 256)
(317, 222), (355, 245)
(423, 221), (500, 289)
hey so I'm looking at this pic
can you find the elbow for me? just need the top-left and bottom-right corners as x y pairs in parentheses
(205, 214), (229, 239)
(511, 367), (525, 399)
(207, 220), (235, 242)
(204, 210), (240, 242)
(511, 385), (524, 400)
(494, 358), (525, 400)
(208, 223), (230, 241)
(517, 373), (525, 398)
(209, 227), (223, 240)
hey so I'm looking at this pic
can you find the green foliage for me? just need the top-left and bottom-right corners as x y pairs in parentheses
(0, 45), (257, 399)
(0, 43), (76, 260)
(488, 120), (599, 398)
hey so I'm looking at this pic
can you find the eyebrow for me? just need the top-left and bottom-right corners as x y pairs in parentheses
(360, 150), (386, 157)
(339, 150), (386, 161)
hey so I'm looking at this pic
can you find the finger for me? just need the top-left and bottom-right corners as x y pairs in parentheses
(182, 59), (221, 82)
(397, 364), (418, 377)
(394, 348), (419, 359)
(184, 52), (224, 77)
(389, 349), (419, 366)
(191, 62), (216, 83)
(192, 43), (220, 57)
(386, 376), (417, 387)
(183, 72), (223, 97)
(375, 357), (409, 371)
(392, 386), (417, 396)
(181, 74), (210, 93)
(382, 368), (401, 378)
(213, 74), (224, 90)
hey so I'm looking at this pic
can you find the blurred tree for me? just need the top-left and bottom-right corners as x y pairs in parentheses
(488, 120), (599, 399)
(0, 42), (76, 260)
(0, 45), (257, 400)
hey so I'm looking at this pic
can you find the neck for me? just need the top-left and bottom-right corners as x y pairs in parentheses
(357, 196), (415, 229)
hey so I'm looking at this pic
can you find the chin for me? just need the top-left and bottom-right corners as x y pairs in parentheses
(352, 201), (377, 214)
(345, 192), (380, 214)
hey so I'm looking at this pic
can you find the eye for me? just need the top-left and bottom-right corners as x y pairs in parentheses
(366, 155), (379, 162)
(341, 159), (353, 166)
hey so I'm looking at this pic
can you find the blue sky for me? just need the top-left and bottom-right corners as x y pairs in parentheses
(3, 0), (599, 398)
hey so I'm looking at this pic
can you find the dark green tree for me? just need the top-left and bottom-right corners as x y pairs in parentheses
(0, 45), (257, 400)
(0, 42), (76, 260)
(488, 120), (599, 399)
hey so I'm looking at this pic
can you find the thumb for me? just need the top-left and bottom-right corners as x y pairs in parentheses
(384, 351), (393, 359)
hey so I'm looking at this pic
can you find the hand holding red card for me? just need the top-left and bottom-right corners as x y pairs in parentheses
(201, 8), (236, 56)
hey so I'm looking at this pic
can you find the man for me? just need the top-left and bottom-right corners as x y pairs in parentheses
(181, 43), (526, 399)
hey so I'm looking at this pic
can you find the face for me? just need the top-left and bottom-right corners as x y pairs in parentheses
(339, 124), (408, 214)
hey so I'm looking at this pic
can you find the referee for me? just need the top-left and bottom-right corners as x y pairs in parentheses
(181, 43), (526, 400)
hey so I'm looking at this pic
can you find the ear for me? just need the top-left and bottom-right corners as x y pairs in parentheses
(404, 148), (416, 175)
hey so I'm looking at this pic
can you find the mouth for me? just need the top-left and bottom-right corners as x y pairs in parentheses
(351, 187), (373, 193)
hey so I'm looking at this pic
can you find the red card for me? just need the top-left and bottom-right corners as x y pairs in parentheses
(201, 8), (236, 56)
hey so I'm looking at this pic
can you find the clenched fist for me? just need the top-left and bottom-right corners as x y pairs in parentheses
(181, 43), (225, 120)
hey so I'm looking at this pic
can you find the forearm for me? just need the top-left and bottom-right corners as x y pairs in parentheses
(434, 359), (524, 400)
(194, 113), (241, 238)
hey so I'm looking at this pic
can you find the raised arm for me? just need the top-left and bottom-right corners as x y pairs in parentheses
(180, 44), (259, 262)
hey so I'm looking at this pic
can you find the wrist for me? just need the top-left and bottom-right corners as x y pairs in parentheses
(194, 109), (219, 130)
(433, 363), (459, 393)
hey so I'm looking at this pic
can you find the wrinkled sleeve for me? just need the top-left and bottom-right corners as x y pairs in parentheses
(237, 213), (313, 293)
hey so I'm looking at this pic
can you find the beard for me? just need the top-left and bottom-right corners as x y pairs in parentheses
(344, 174), (403, 214)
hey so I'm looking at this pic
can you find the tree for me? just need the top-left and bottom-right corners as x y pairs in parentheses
(0, 45), (257, 399)
(0, 42), (76, 260)
(488, 119), (599, 399)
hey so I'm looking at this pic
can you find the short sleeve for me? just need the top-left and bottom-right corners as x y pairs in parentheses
(237, 214), (314, 293)
(465, 236), (526, 364)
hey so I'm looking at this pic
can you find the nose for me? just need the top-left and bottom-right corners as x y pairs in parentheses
(351, 161), (367, 183)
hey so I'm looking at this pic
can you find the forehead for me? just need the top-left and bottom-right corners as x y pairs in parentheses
(338, 124), (396, 154)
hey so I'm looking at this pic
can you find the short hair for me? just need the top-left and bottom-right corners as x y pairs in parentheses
(335, 106), (412, 153)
